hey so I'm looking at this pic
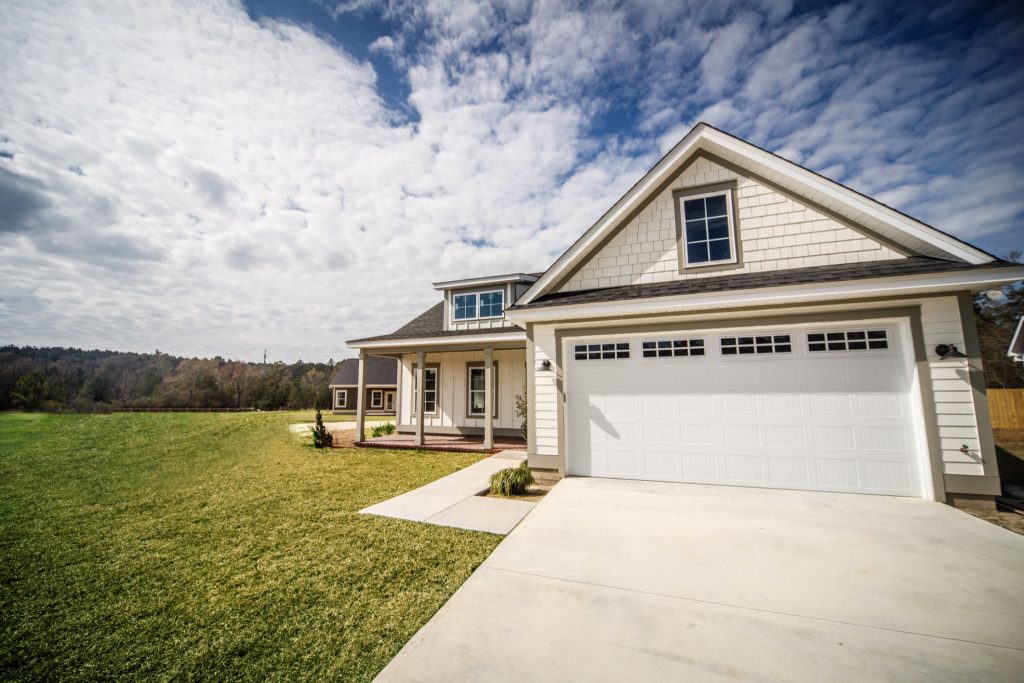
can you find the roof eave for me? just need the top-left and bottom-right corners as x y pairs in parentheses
(505, 265), (1024, 324)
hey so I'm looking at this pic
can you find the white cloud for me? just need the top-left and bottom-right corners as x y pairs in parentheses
(1, 0), (1021, 362)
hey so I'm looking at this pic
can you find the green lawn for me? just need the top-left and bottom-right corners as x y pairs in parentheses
(0, 412), (499, 681)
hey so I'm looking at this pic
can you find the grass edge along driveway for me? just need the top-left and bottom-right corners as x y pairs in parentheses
(0, 412), (500, 682)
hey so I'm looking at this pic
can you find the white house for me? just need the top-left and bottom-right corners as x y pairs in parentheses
(348, 123), (1024, 508)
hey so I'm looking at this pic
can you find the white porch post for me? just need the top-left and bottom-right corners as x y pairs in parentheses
(483, 347), (494, 450)
(415, 351), (426, 447)
(355, 349), (366, 442)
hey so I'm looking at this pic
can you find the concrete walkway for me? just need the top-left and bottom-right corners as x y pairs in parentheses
(376, 478), (1024, 682)
(360, 451), (534, 534)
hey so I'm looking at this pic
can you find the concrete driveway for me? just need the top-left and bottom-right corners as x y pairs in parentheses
(376, 477), (1024, 682)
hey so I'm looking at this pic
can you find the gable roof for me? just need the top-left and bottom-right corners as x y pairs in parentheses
(347, 302), (523, 344)
(518, 123), (995, 306)
(329, 356), (398, 386)
(510, 256), (1012, 311)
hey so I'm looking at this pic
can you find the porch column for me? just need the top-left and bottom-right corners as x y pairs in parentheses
(415, 351), (426, 447)
(355, 349), (367, 443)
(483, 347), (494, 450)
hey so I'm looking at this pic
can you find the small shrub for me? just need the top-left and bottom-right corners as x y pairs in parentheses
(514, 392), (528, 441)
(489, 461), (534, 496)
(309, 406), (333, 448)
(369, 422), (396, 438)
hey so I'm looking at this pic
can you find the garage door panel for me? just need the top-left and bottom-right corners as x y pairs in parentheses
(763, 394), (803, 416)
(566, 323), (923, 497)
(814, 458), (861, 489)
(721, 395), (759, 416)
(682, 453), (717, 479)
(863, 460), (913, 493)
(724, 454), (764, 483)
(767, 457), (810, 486)
(764, 425), (805, 448)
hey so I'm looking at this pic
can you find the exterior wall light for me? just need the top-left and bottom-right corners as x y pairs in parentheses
(539, 359), (552, 371)
(934, 344), (968, 360)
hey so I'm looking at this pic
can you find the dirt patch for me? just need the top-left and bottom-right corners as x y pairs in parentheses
(480, 482), (554, 503)
(330, 429), (359, 448)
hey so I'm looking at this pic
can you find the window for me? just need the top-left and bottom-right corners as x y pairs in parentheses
(452, 290), (504, 321)
(573, 342), (630, 360)
(453, 293), (477, 320)
(479, 291), (504, 318)
(334, 389), (347, 409)
(808, 329), (889, 352)
(466, 364), (498, 417)
(413, 367), (439, 414)
(642, 338), (705, 358)
(681, 192), (736, 267)
(370, 390), (383, 408)
(720, 334), (792, 355)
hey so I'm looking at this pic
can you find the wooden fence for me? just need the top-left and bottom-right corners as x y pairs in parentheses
(988, 389), (1024, 429)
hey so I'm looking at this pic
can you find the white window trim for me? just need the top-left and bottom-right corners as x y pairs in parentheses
(413, 366), (439, 416)
(370, 389), (383, 408)
(679, 189), (738, 269)
(466, 364), (498, 418)
(452, 289), (505, 322)
(334, 389), (347, 409)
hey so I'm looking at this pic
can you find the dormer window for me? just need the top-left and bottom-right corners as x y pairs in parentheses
(676, 184), (738, 269)
(453, 290), (504, 321)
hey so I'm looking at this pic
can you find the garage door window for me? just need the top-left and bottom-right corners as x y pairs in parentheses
(574, 342), (630, 360)
(642, 339), (705, 358)
(808, 329), (889, 352)
(721, 334), (792, 355)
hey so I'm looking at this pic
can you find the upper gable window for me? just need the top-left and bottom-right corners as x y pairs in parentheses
(453, 290), (504, 321)
(680, 191), (737, 268)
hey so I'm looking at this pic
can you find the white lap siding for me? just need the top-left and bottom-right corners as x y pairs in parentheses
(399, 349), (526, 432)
(921, 296), (988, 476)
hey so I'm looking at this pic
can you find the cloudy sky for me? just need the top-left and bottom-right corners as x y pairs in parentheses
(1, 0), (1022, 362)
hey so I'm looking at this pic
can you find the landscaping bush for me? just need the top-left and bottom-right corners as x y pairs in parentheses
(309, 406), (333, 448)
(369, 422), (396, 438)
(514, 392), (527, 441)
(489, 461), (534, 496)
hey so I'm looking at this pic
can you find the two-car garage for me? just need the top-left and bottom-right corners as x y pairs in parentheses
(565, 320), (929, 498)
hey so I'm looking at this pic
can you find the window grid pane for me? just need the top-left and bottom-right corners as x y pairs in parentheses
(808, 329), (889, 352)
(683, 194), (732, 265)
(642, 338), (706, 358)
(574, 342), (630, 360)
(453, 294), (476, 320)
(720, 334), (792, 355)
(479, 291), (504, 317)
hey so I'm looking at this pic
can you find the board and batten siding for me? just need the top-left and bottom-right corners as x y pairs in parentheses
(527, 296), (993, 481)
(398, 349), (526, 431)
(559, 156), (904, 293)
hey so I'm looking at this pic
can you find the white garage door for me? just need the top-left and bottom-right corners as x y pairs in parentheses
(565, 322), (925, 497)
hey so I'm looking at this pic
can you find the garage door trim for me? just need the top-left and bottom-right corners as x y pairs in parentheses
(561, 314), (935, 499)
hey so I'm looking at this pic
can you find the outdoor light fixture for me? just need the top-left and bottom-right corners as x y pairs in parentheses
(934, 344), (968, 360)
(539, 359), (552, 371)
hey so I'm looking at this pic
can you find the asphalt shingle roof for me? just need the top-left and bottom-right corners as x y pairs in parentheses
(508, 257), (1013, 310)
(348, 302), (524, 344)
(329, 356), (398, 386)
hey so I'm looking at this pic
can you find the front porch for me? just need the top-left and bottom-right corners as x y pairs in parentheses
(356, 433), (527, 453)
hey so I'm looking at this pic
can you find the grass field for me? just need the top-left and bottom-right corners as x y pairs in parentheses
(0, 412), (498, 681)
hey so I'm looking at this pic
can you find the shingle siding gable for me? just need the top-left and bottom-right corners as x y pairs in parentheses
(559, 157), (905, 293)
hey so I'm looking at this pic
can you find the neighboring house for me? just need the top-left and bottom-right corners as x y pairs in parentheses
(328, 356), (398, 415)
(349, 123), (1024, 508)
(1008, 317), (1024, 362)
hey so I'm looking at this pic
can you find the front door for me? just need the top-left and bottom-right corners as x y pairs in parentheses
(385, 391), (395, 412)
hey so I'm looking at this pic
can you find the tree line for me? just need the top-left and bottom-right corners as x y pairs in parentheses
(0, 346), (342, 412)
